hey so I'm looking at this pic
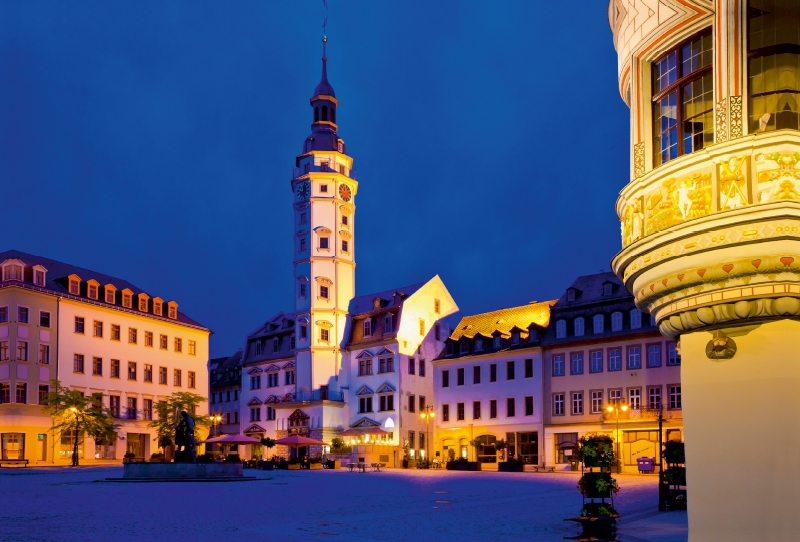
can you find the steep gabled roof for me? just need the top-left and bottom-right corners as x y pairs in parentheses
(348, 282), (426, 315)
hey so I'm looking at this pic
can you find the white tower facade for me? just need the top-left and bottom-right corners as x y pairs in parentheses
(292, 36), (357, 399)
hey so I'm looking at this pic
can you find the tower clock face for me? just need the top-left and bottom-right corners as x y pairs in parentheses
(338, 183), (352, 202)
(296, 181), (310, 200)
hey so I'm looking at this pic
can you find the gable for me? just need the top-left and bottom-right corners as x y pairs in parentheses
(356, 350), (374, 359)
(282, 362), (295, 370)
(247, 367), (263, 375)
(265, 395), (280, 404)
(265, 364), (281, 373)
(356, 385), (374, 397)
(376, 347), (396, 356)
(375, 383), (396, 394)
(351, 417), (381, 428)
(243, 424), (266, 433)
(247, 397), (262, 406)
(289, 409), (309, 420)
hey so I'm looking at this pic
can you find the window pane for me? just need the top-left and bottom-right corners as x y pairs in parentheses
(681, 33), (713, 76)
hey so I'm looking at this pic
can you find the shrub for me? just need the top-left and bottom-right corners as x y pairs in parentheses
(224, 454), (241, 463)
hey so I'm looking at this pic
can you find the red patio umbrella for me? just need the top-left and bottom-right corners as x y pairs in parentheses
(201, 434), (261, 445)
(274, 435), (328, 446)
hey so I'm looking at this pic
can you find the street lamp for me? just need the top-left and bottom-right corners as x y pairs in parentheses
(606, 402), (628, 474)
(420, 406), (435, 463)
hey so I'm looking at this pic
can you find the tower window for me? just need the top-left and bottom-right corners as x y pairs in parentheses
(314, 107), (319, 123)
(300, 239), (307, 252)
(342, 240), (349, 252)
(320, 184), (328, 193)
(331, 107), (336, 123)
(299, 284), (307, 297)
(320, 328), (329, 342)
(652, 31), (713, 166)
(342, 215), (348, 225)
(300, 212), (307, 224)
(319, 237), (329, 249)
(322, 106), (328, 121)
(320, 286), (329, 299)
(749, 2), (800, 132)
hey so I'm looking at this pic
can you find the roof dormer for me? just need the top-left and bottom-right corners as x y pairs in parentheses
(152, 297), (163, 316)
(601, 281), (615, 296)
(31, 264), (47, 287)
(566, 287), (579, 302)
(104, 284), (117, 304)
(138, 292), (150, 312)
(1, 259), (25, 282)
(67, 274), (81, 295)
(86, 279), (100, 300)
(121, 288), (134, 308)
(167, 301), (178, 319)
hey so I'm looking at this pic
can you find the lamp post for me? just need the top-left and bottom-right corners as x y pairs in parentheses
(419, 406), (435, 463)
(605, 402), (628, 474)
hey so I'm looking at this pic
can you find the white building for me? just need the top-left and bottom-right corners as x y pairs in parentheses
(0, 251), (210, 464)
(231, 37), (459, 465)
(433, 302), (554, 467)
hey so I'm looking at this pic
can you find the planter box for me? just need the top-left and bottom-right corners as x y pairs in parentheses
(580, 472), (614, 498)
(309, 463), (323, 470)
(288, 464), (301, 470)
(325, 460), (341, 469)
(402, 460), (417, 469)
(445, 462), (481, 471)
(498, 461), (524, 472)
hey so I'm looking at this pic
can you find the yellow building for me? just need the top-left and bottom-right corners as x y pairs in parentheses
(608, 1), (800, 539)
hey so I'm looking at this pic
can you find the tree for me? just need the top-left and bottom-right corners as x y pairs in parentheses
(148, 392), (210, 452)
(43, 380), (120, 466)
(261, 437), (276, 459)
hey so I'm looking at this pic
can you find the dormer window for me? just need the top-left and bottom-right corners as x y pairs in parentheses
(475, 337), (484, 351)
(556, 319), (567, 339)
(153, 297), (163, 316)
(255, 342), (262, 356)
(512, 331), (520, 345)
(86, 279), (99, 300)
(602, 282), (614, 296)
(272, 339), (279, 353)
(446, 342), (454, 355)
(566, 288), (576, 302)
(384, 315), (393, 332)
(459, 339), (469, 354)
(574, 317), (585, 337)
(88, 285), (97, 299)
(32, 265), (47, 287)
(105, 285), (116, 304)
(2, 264), (22, 282)
(121, 289), (133, 308)
(493, 336), (501, 349)
(138, 294), (149, 312)
(364, 320), (372, 337)
(167, 301), (178, 319)
(68, 275), (81, 295)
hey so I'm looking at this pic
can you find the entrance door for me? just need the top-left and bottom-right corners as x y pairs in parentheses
(518, 432), (538, 464)
(126, 434), (146, 458)
(1, 433), (25, 460)
(38, 434), (47, 462)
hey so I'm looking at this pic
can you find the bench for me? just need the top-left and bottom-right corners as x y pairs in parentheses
(0, 459), (28, 468)
(533, 464), (555, 473)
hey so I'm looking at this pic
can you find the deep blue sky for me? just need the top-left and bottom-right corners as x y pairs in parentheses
(0, 1), (630, 357)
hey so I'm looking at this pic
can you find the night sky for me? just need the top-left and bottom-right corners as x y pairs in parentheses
(0, 1), (630, 357)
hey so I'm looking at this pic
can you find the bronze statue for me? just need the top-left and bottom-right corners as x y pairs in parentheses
(174, 410), (196, 463)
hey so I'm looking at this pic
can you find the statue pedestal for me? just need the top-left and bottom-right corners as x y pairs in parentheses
(119, 462), (248, 480)
(683, 320), (800, 541)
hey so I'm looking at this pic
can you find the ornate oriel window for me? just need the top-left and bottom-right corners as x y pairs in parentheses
(652, 31), (713, 165)
(749, 0), (800, 132)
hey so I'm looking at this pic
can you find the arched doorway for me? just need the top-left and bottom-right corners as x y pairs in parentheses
(474, 434), (497, 463)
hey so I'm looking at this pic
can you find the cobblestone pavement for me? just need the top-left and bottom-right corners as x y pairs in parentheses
(1, 466), (687, 542)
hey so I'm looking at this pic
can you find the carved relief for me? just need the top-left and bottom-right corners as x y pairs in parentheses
(729, 96), (743, 139)
(718, 156), (748, 211)
(621, 196), (644, 247)
(633, 142), (645, 178)
(645, 173), (712, 235)
(715, 98), (728, 143)
(755, 152), (800, 203)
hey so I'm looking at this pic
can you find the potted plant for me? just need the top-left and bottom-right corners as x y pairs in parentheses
(148, 452), (167, 463)
(576, 435), (615, 468)
(663, 441), (686, 464)
(287, 457), (302, 470)
(578, 472), (620, 498)
(123, 452), (137, 464)
(224, 453), (242, 463)
(308, 456), (323, 470)
(498, 456), (525, 473)
(401, 446), (417, 469)
(445, 457), (481, 471)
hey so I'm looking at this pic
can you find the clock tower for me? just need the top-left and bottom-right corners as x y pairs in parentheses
(291, 35), (357, 398)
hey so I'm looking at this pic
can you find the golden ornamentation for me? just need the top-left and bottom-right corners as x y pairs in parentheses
(706, 330), (736, 360)
(756, 152), (800, 203)
(718, 156), (748, 211)
(645, 173), (712, 235)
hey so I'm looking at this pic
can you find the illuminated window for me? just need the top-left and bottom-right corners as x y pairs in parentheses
(111, 325), (121, 341)
(69, 279), (79, 295)
(434, 299), (440, 314)
(139, 298), (148, 312)
(571, 392), (583, 415)
(145, 331), (153, 347)
(105, 287), (116, 304)
(320, 328), (329, 342)
(174, 338), (182, 353)
(160, 334), (168, 349)
(128, 328), (137, 344)
(749, 2), (800, 132)
(652, 31), (713, 165)
(122, 293), (132, 308)
(419, 319), (425, 336)
(189, 340), (196, 356)
(34, 270), (45, 286)
(591, 391), (603, 413)
(87, 284), (98, 300)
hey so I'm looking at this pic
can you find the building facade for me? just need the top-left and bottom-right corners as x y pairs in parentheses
(228, 37), (460, 465)
(0, 251), (210, 464)
(433, 302), (554, 468)
(208, 350), (243, 439)
(608, 1), (800, 537)
(541, 272), (682, 473)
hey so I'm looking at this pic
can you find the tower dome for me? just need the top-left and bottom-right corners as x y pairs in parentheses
(303, 35), (342, 154)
